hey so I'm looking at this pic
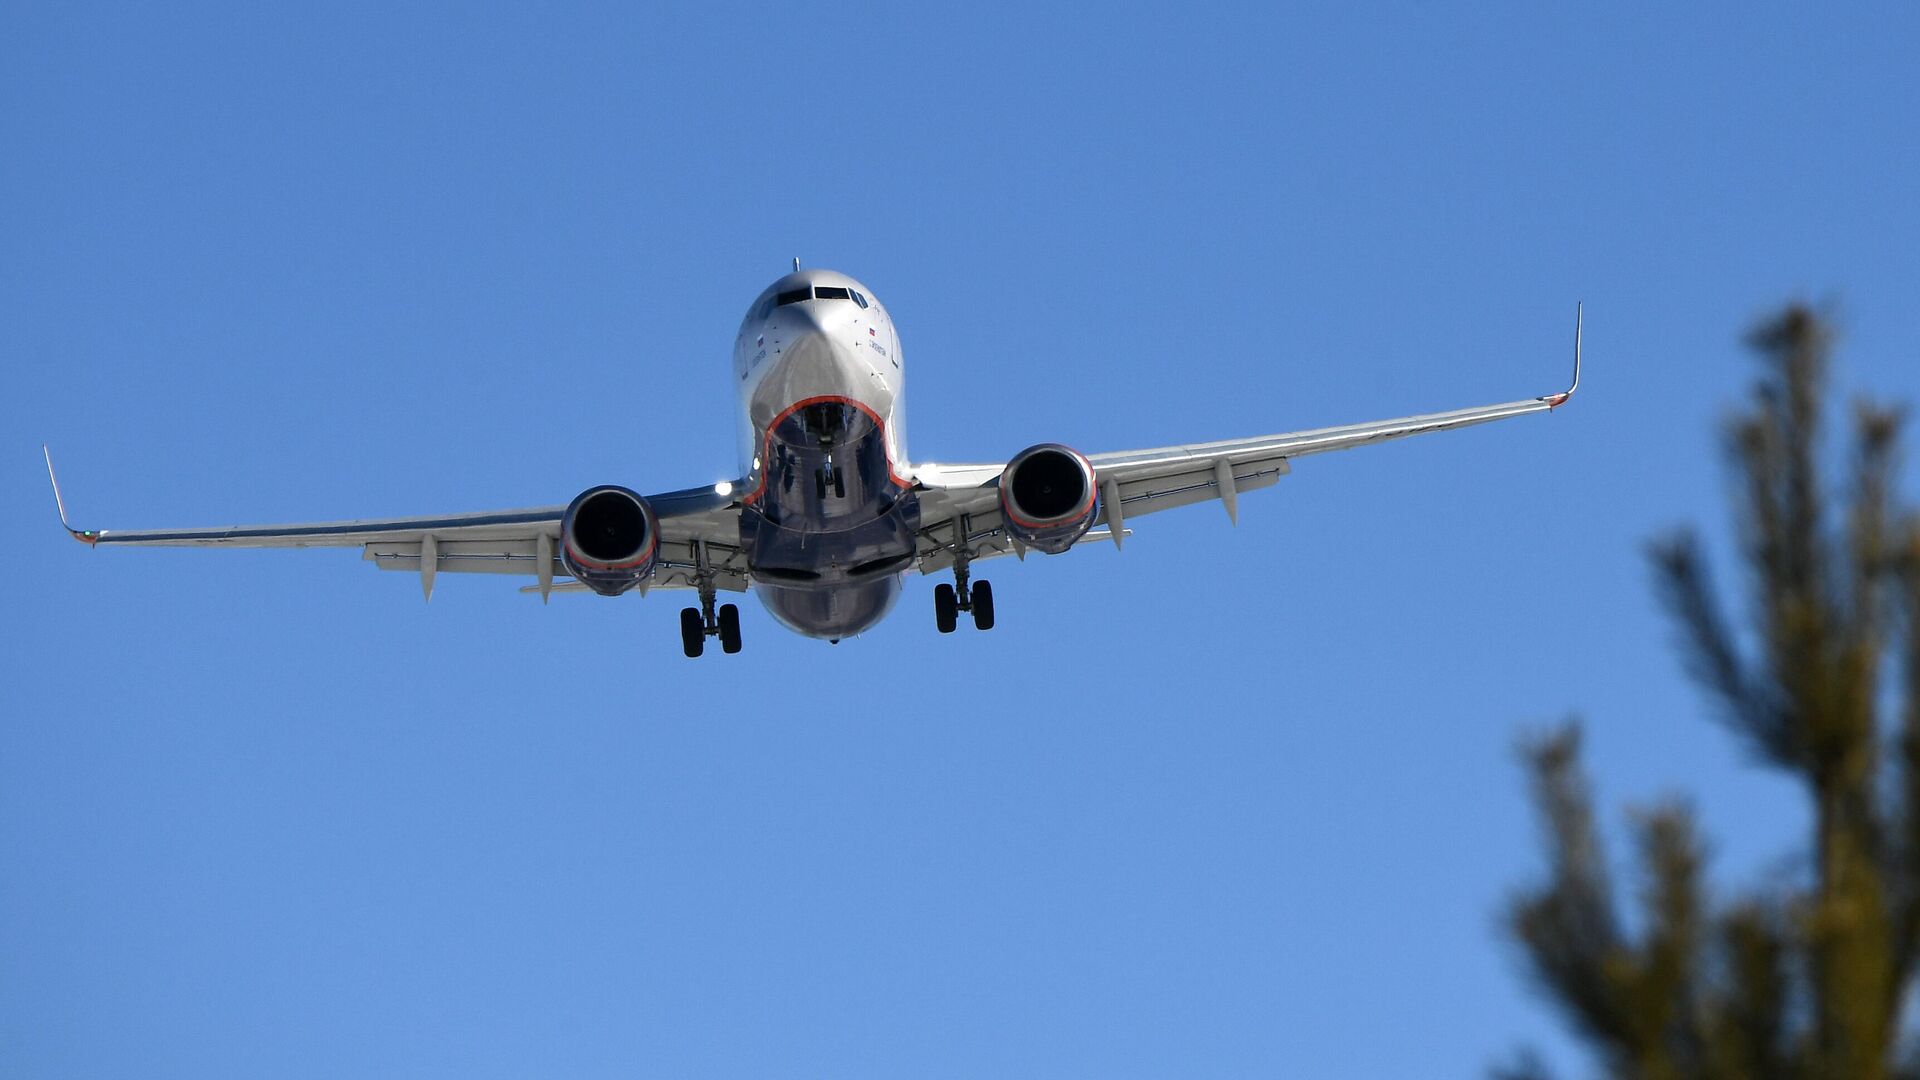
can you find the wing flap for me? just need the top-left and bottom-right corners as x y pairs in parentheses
(362, 529), (752, 585)
(1104, 455), (1288, 519)
(364, 539), (557, 576)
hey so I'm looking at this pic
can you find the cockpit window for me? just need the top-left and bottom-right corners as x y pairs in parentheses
(770, 285), (866, 310)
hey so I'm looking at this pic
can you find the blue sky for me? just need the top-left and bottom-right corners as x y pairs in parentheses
(4, 3), (1918, 1076)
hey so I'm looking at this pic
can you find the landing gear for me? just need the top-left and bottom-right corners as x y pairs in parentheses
(812, 462), (847, 500)
(680, 598), (742, 657)
(933, 526), (994, 633)
(680, 541), (742, 658)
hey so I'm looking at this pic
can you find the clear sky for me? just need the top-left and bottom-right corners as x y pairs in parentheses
(4, 4), (1919, 1077)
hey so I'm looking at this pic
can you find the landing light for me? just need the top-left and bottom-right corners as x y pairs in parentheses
(715, 481), (734, 497)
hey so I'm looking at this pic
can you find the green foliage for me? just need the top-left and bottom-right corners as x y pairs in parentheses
(1505, 306), (1920, 1079)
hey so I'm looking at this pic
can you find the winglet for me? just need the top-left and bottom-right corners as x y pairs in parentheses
(1545, 302), (1582, 410)
(42, 446), (100, 546)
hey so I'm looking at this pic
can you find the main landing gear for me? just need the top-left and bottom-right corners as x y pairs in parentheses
(934, 539), (995, 634)
(680, 541), (742, 658)
(680, 601), (741, 658)
(680, 597), (742, 658)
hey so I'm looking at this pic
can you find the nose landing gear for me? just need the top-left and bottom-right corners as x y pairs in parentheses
(811, 462), (846, 501)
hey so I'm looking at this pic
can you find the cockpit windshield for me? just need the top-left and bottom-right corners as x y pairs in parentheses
(743, 279), (879, 351)
(773, 284), (868, 309)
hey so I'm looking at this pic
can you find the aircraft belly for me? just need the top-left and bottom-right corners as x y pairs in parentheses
(742, 400), (920, 640)
(757, 578), (903, 641)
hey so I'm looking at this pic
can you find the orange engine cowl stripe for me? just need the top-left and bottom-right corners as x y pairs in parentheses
(998, 446), (1097, 530)
(742, 394), (912, 505)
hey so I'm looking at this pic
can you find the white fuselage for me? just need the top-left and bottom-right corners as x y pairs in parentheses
(727, 270), (921, 640)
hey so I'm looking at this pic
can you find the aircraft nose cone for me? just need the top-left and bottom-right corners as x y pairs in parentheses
(781, 306), (839, 371)
(749, 296), (891, 438)
(776, 300), (874, 382)
(785, 302), (830, 337)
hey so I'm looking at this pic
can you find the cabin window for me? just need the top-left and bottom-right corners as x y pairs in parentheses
(851, 290), (869, 308)
(814, 286), (851, 301)
(775, 288), (811, 306)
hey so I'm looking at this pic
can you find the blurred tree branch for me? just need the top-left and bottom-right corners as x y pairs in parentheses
(1502, 305), (1920, 1079)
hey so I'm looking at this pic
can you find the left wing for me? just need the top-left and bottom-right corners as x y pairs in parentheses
(42, 449), (750, 597)
(911, 305), (1582, 573)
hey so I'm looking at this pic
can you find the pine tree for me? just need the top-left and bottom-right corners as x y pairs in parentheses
(1501, 306), (1920, 1079)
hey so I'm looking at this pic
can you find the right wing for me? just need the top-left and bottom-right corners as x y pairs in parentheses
(43, 449), (752, 597)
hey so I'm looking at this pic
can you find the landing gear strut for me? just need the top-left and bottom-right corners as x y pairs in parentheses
(680, 540), (742, 658)
(934, 517), (995, 633)
(812, 460), (846, 500)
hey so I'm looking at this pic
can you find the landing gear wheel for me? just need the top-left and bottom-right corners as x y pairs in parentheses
(718, 603), (742, 654)
(970, 580), (995, 630)
(934, 583), (958, 634)
(679, 607), (705, 658)
(814, 469), (828, 500)
(832, 467), (845, 498)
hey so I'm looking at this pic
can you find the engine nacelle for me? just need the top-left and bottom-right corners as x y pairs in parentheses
(561, 485), (659, 596)
(998, 443), (1099, 555)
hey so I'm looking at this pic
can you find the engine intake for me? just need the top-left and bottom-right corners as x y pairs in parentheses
(561, 485), (659, 596)
(999, 443), (1099, 555)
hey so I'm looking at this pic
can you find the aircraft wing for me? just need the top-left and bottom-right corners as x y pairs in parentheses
(911, 306), (1581, 574)
(42, 452), (752, 597)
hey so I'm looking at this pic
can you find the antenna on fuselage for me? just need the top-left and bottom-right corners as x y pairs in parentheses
(793, 257), (801, 272)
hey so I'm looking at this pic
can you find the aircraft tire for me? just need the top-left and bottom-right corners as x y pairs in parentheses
(680, 607), (705, 658)
(718, 603), (742, 654)
(934, 583), (958, 634)
(970, 580), (995, 631)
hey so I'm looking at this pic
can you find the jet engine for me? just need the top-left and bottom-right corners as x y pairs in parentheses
(561, 485), (659, 596)
(998, 443), (1099, 555)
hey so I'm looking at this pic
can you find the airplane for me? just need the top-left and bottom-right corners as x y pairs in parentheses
(45, 265), (1581, 657)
